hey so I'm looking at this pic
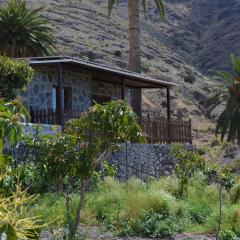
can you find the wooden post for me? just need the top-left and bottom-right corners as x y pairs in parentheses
(166, 88), (171, 144)
(189, 119), (192, 144)
(121, 77), (125, 101)
(167, 88), (171, 122)
(57, 64), (64, 129)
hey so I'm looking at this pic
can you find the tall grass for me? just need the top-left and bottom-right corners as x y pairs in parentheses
(31, 176), (240, 237)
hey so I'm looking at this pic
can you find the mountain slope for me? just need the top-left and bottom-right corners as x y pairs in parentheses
(2, 0), (237, 122)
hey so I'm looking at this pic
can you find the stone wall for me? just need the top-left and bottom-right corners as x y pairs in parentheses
(20, 66), (130, 112)
(109, 144), (192, 181)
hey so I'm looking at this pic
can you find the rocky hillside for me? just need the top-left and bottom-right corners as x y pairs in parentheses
(3, 0), (238, 123)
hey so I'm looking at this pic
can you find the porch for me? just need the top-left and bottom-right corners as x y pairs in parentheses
(29, 109), (192, 144)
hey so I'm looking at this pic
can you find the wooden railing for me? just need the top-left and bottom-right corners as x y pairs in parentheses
(30, 108), (81, 125)
(30, 109), (192, 144)
(141, 116), (192, 144)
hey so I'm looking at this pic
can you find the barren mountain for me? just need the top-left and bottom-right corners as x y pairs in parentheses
(2, 0), (238, 123)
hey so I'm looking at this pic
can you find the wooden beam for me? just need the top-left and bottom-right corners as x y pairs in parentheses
(57, 64), (64, 128)
(121, 77), (126, 100)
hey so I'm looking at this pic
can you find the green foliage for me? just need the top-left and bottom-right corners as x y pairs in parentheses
(0, 173), (44, 239)
(136, 211), (183, 238)
(0, 0), (55, 57)
(171, 144), (206, 196)
(29, 176), (240, 238)
(24, 101), (145, 239)
(91, 162), (117, 190)
(215, 54), (240, 144)
(230, 182), (240, 204)
(0, 57), (33, 99)
(65, 100), (146, 145)
(205, 162), (236, 190)
(0, 99), (29, 146)
(219, 230), (237, 240)
(107, 0), (165, 19)
(24, 133), (82, 191)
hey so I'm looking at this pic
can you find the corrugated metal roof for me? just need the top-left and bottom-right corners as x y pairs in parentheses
(17, 56), (178, 88)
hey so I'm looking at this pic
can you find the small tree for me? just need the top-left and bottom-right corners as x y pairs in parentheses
(25, 101), (146, 238)
(205, 162), (236, 240)
(171, 144), (206, 197)
(0, 56), (33, 100)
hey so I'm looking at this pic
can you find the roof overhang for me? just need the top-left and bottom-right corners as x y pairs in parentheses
(16, 56), (178, 89)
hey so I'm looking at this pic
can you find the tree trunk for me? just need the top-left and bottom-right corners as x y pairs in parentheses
(128, 0), (142, 118)
(216, 182), (223, 240)
(74, 179), (89, 233)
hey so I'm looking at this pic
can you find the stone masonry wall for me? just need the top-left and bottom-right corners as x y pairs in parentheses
(20, 66), (130, 112)
(108, 144), (176, 181)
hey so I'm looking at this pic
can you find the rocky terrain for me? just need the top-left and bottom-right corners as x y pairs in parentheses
(2, 0), (238, 124)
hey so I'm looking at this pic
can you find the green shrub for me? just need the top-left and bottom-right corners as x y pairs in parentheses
(30, 193), (65, 226)
(90, 162), (117, 191)
(230, 182), (240, 203)
(188, 201), (212, 224)
(148, 176), (179, 196)
(0, 57), (33, 99)
(146, 190), (175, 216)
(219, 230), (237, 240)
(136, 211), (183, 238)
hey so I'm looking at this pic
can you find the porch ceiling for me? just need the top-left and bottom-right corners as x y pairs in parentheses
(16, 56), (178, 89)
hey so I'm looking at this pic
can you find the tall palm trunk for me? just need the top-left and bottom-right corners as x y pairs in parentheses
(128, 0), (142, 118)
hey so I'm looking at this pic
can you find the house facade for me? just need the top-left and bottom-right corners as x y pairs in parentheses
(21, 66), (130, 114)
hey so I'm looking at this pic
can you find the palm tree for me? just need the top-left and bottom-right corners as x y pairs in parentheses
(108, 0), (165, 117)
(215, 54), (240, 144)
(0, 0), (55, 58)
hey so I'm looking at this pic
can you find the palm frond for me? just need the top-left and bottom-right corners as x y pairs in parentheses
(108, 0), (165, 20)
(214, 70), (235, 85)
(142, 0), (147, 19)
(153, 0), (165, 19)
(231, 53), (240, 74)
(107, 0), (118, 18)
(0, 0), (55, 57)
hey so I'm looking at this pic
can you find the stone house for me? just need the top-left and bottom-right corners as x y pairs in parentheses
(18, 56), (192, 144)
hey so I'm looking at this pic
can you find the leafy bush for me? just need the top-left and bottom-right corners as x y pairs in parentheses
(0, 57), (33, 99)
(146, 190), (175, 216)
(0, 172), (44, 239)
(219, 230), (237, 240)
(90, 162), (117, 191)
(136, 211), (183, 238)
(148, 176), (179, 196)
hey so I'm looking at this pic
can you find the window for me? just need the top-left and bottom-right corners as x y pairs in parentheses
(52, 86), (72, 112)
(92, 95), (111, 105)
